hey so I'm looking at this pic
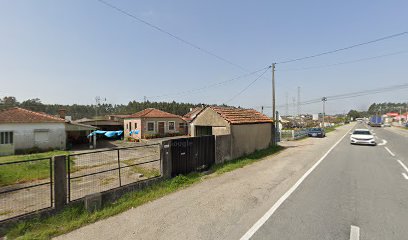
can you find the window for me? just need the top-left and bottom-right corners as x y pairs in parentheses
(0, 132), (13, 145)
(179, 123), (185, 129)
(168, 121), (175, 131)
(147, 122), (155, 131)
(126, 123), (129, 130)
(34, 130), (49, 144)
(129, 122), (132, 131)
(134, 122), (137, 129)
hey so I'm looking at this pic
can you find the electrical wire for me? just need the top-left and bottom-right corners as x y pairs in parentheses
(276, 31), (408, 64)
(260, 83), (408, 109)
(147, 66), (270, 99)
(278, 50), (408, 72)
(96, 0), (248, 71)
(224, 66), (271, 104)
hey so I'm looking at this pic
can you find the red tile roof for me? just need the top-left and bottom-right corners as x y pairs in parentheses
(210, 106), (273, 124)
(0, 107), (65, 123)
(127, 108), (182, 119)
(183, 107), (204, 122)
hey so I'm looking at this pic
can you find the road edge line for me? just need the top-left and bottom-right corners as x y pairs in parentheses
(240, 128), (352, 240)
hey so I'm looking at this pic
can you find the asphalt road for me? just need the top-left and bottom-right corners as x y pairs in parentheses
(249, 123), (408, 240)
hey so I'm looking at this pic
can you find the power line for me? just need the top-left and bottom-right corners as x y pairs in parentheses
(261, 83), (408, 109)
(147, 66), (270, 99)
(276, 31), (408, 64)
(96, 0), (247, 71)
(224, 66), (271, 103)
(278, 50), (408, 72)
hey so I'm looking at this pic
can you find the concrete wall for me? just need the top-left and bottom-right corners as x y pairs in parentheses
(230, 123), (272, 159)
(191, 108), (230, 137)
(215, 134), (232, 164)
(0, 123), (66, 153)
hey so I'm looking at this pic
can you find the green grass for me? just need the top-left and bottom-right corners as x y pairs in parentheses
(6, 145), (284, 240)
(0, 151), (69, 187)
(0, 151), (68, 164)
(211, 145), (284, 174)
(324, 126), (337, 133)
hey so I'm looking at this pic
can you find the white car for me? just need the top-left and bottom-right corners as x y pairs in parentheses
(350, 129), (376, 146)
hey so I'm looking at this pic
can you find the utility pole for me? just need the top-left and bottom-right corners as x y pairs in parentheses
(399, 106), (402, 125)
(261, 106), (264, 114)
(297, 86), (301, 118)
(270, 64), (277, 144)
(285, 92), (289, 117)
(322, 97), (327, 128)
(93, 96), (101, 149)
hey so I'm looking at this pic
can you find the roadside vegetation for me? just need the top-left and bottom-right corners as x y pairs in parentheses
(6, 145), (284, 240)
(0, 151), (69, 187)
(324, 126), (337, 133)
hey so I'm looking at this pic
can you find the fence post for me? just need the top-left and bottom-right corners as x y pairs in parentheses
(291, 130), (295, 140)
(53, 155), (67, 211)
(161, 141), (172, 178)
(117, 149), (122, 187)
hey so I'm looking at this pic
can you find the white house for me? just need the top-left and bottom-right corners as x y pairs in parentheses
(0, 107), (66, 156)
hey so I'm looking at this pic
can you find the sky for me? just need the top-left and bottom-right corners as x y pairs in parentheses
(0, 0), (407, 116)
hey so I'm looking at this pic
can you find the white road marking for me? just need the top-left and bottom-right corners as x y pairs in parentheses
(397, 160), (408, 173)
(240, 129), (352, 240)
(402, 173), (408, 180)
(350, 225), (360, 240)
(384, 147), (396, 157)
(377, 139), (387, 146)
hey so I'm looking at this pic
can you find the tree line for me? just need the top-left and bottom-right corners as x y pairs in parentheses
(347, 102), (408, 119)
(0, 96), (226, 120)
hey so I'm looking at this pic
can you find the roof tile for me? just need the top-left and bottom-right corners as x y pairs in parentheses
(127, 108), (182, 119)
(210, 106), (273, 124)
(0, 107), (65, 123)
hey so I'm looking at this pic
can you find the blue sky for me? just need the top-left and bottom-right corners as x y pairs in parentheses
(1, 0), (407, 115)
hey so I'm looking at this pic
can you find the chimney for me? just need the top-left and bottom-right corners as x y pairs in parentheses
(58, 109), (67, 119)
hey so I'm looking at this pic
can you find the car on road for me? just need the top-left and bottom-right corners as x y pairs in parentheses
(308, 128), (325, 138)
(383, 122), (391, 127)
(350, 129), (376, 146)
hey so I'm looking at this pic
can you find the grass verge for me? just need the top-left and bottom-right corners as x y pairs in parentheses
(6, 145), (283, 240)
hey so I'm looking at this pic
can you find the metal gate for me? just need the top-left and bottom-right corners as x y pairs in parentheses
(168, 135), (215, 176)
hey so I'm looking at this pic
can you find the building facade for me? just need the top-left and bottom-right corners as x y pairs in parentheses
(190, 106), (273, 159)
(0, 108), (66, 155)
(124, 108), (187, 139)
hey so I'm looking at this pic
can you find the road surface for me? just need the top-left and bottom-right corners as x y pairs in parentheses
(249, 123), (408, 240)
(55, 123), (408, 240)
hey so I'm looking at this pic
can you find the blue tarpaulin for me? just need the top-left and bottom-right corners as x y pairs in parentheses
(88, 130), (123, 138)
(129, 130), (140, 136)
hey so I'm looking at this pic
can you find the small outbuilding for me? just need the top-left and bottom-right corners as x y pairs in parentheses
(190, 106), (273, 160)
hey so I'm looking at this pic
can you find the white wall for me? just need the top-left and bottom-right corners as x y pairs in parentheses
(0, 123), (66, 152)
